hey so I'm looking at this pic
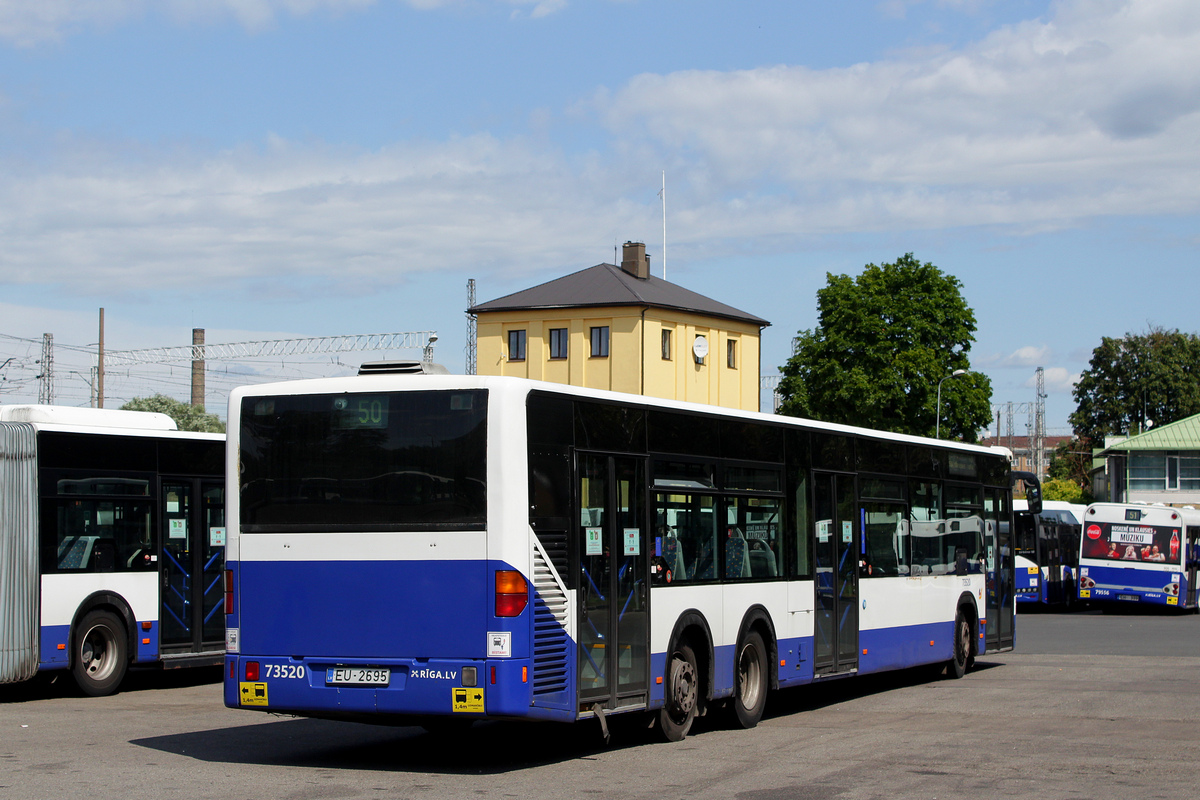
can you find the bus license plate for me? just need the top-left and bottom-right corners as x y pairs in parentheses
(326, 667), (390, 686)
(1117, 594), (1139, 602)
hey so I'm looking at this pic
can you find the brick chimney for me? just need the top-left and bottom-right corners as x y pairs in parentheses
(620, 241), (650, 280)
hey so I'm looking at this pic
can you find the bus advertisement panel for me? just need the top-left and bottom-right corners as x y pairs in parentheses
(1078, 503), (1200, 609)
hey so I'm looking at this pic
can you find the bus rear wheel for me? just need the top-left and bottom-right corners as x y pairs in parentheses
(946, 611), (971, 680)
(72, 610), (128, 697)
(659, 643), (698, 742)
(731, 631), (768, 729)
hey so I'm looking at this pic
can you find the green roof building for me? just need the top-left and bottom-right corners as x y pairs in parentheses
(1093, 413), (1200, 504)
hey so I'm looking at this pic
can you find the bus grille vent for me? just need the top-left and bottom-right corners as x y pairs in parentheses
(531, 546), (569, 697)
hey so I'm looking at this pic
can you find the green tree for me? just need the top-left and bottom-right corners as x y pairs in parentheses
(777, 253), (991, 441)
(121, 394), (225, 433)
(1070, 328), (1200, 442)
(1047, 437), (1094, 498)
(1041, 477), (1086, 504)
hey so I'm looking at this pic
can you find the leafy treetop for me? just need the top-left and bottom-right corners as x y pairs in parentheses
(120, 394), (225, 433)
(777, 253), (990, 441)
(1070, 328), (1200, 443)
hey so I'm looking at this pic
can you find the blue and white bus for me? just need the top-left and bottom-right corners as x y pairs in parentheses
(1014, 501), (1084, 607)
(0, 405), (225, 696)
(223, 374), (1036, 740)
(1078, 502), (1200, 610)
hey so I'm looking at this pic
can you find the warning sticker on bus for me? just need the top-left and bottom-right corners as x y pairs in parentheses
(240, 682), (268, 706)
(452, 687), (484, 713)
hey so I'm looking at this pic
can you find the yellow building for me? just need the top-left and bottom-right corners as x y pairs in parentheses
(469, 242), (770, 412)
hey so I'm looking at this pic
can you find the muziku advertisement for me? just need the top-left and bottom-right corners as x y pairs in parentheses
(1082, 522), (1180, 564)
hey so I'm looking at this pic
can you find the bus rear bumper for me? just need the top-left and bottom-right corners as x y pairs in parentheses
(224, 654), (536, 718)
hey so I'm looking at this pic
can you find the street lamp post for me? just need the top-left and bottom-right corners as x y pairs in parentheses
(936, 369), (968, 439)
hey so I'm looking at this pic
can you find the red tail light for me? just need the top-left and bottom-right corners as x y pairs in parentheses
(224, 569), (235, 614)
(245, 661), (259, 681)
(495, 570), (528, 617)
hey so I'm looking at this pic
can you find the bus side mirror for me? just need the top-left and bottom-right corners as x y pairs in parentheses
(1013, 471), (1042, 516)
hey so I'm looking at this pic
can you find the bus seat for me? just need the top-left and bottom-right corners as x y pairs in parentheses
(90, 539), (116, 572)
(749, 545), (777, 577)
(58, 536), (97, 570)
(663, 533), (687, 580)
(726, 529), (751, 579)
(696, 538), (715, 580)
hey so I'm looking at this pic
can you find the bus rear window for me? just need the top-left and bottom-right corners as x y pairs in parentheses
(239, 390), (487, 532)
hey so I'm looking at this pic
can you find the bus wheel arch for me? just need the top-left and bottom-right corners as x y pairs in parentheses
(659, 611), (714, 742)
(731, 606), (776, 729)
(70, 592), (136, 696)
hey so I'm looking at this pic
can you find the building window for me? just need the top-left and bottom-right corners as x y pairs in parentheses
(549, 328), (568, 360)
(661, 329), (672, 360)
(590, 326), (609, 358)
(1129, 453), (1165, 492)
(1182, 456), (1200, 491)
(508, 329), (526, 361)
(727, 339), (738, 369)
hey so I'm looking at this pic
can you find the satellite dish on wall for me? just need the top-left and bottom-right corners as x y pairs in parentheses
(692, 335), (709, 362)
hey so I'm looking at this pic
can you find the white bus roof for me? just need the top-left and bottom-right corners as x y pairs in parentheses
(230, 373), (1003, 457)
(1014, 499), (1087, 524)
(0, 404), (178, 431)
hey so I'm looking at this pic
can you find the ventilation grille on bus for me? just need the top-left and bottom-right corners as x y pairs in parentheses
(531, 545), (570, 697)
(356, 360), (449, 375)
(536, 529), (568, 579)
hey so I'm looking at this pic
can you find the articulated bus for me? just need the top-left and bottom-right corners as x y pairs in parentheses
(1014, 501), (1084, 607)
(0, 405), (225, 696)
(223, 374), (1038, 740)
(1078, 502), (1200, 610)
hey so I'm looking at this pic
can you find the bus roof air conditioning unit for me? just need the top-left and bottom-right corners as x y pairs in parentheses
(357, 360), (450, 376)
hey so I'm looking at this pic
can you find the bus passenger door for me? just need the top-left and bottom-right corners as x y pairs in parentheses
(1041, 519), (1065, 604)
(1187, 527), (1200, 608)
(160, 478), (226, 654)
(577, 453), (649, 710)
(813, 472), (858, 675)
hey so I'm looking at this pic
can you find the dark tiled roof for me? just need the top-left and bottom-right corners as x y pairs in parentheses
(468, 263), (770, 327)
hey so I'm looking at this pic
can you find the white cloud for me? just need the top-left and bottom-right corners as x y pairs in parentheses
(590, 0), (1200, 231)
(0, 0), (576, 44)
(0, 0), (1197, 297)
(1038, 366), (1080, 394)
(0, 0), (416, 44)
(0, 134), (647, 293)
(1002, 346), (1051, 367)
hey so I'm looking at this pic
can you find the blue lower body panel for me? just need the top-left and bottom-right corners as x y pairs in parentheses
(1079, 564), (1187, 608)
(860, 620), (954, 674)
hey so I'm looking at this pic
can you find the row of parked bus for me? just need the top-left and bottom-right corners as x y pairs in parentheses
(1, 374), (1194, 740)
(1014, 499), (1200, 610)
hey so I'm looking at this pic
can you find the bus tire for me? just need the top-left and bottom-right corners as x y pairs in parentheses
(731, 630), (768, 729)
(72, 609), (128, 697)
(946, 611), (970, 680)
(659, 642), (699, 742)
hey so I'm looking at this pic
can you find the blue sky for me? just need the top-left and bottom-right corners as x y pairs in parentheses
(0, 0), (1197, 436)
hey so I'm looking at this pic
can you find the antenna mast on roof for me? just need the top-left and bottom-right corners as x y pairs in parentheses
(658, 171), (667, 281)
(466, 278), (477, 375)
